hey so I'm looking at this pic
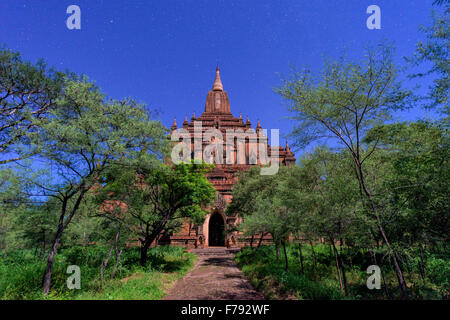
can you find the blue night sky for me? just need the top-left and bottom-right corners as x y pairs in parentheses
(0, 0), (440, 154)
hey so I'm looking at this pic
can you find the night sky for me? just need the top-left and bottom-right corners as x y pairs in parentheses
(0, 0), (440, 154)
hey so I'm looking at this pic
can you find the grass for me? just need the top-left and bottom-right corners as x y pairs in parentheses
(235, 244), (343, 300)
(234, 244), (448, 300)
(0, 245), (196, 300)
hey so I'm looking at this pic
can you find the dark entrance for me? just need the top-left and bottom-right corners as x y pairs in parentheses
(208, 212), (225, 246)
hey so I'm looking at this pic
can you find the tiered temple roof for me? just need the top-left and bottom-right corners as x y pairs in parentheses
(170, 66), (295, 195)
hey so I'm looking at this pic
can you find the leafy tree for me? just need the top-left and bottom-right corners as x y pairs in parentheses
(229, 166), (317, 270)
(365, 121), (449, 246)
(0, 169), (27, 256)
(277, 149), (367, 294)
(0, 47), (67, 164)
(276, 43), (413, 298)
(27, 78), (167, 294)
(97, 161), (216, 265)
(408, 5), (449, 113)
(11, 201), (59, 259)
(432, 0), (449, 7)
(226, 167), (275, 247)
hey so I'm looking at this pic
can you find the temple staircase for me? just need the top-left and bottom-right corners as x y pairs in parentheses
(189, 247), (241, 256)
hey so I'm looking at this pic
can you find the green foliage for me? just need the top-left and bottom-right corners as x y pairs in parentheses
(37, 78), (168, 188)
(1, 8), (449, 299)
(365, 120), (449, 245)
(0, 169), (27, 254)
(235, 245), (344, 300)
(96, 161), (215, 264)
(0, 47), (69, 164)
(271, 40), (448, 299)
(234, 42), (449, 297)
(425, 256), (450, 294)
(276, 42), (412, 149)
(408, 6), (449, 112)
(232, 129), (449, 299)
(0, 45), (194, 295)
(0, 245), (195, 300)
(29, 75), (168, 293)
(235, 244), (448, 300)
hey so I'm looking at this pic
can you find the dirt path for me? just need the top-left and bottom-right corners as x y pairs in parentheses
(163, 249), (264, 300)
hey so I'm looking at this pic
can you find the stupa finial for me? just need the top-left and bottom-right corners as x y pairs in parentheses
(212, 65), (223, 91)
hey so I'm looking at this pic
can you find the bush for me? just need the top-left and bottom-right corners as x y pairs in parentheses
(235, 245), (343, 300)
(426, 256), (450, 295)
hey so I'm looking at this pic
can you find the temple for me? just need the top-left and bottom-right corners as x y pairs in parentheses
(163, 66), (296, 248)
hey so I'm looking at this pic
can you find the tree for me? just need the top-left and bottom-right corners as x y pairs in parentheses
(229, 166), (299, 268)
(0, 168), (28, 256)
(226, 167), (274, 247)
(97, 161), (216, 265)
(365, 121), (449, 246)
(408, 5), (449, 113)
(12, 201), (59, 259)
(276, 148), (366, 294)
(276, 43), (413, 298)
(0, 47), (67, 164)
(432, 0), (449, 7)
(29, 78), (167, 294)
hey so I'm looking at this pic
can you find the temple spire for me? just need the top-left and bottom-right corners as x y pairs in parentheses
(246, 116), (251, 128)
(212, 65), (223, 91)
(204, 66), (231, 114)
(286, 140), (291, 152)
(171, 117), (177, 131)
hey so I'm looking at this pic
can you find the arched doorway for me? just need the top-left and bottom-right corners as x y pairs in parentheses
(208, 212), (225, 246)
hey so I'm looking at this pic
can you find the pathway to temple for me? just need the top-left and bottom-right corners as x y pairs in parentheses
(163, 248), (264, 300)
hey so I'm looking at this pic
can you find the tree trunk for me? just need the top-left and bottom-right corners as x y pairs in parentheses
(194, 227), (199, 249)
(371, 249), (391, 299)
(155, 234), (160, 248)
(376, 219), (408, 299)
(139, 224), (166, 265)
(249, 235), (254, 248)
(100, 246), (113, 283)
(275, 243), (280, 261)
(257, 233), (265, 247)
(338, 251), (349, 296)
(418, 245), (426, 280)
(331, 239), (344, 293)
(42, 188), (87, 295)
(111, 228), (123, 279)
(298, 242), (304, 274)
(140, 241), (151, 266)
(282, 241), (289, 271)
(309, 240), (317, 267)
(356, 158), (409, 299)
(42, 225), (63, 295)
(111, 249), (123, 279)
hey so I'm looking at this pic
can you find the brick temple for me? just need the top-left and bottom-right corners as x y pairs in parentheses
(164, 67), (295, 248)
